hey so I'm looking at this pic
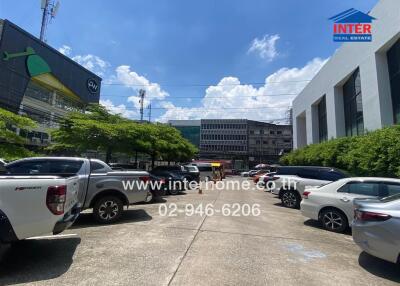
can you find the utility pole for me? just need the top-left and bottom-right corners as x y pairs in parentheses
(148, 104), (152, 122)
(40, 0), (60, 42)
(139, 89), (146, 122)
(135, 89), (146, 169)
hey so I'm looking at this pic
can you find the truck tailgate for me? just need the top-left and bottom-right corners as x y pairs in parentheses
(0, 176), (79, 240)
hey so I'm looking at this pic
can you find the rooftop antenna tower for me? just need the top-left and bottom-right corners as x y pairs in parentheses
(139, 89), (146, 122)
(40, 0), (60, 42)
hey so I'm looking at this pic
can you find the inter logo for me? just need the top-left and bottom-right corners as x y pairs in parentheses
(329, 8), (376, 42)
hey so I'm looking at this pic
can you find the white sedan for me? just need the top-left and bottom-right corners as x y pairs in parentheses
(300, 177), (400, 233)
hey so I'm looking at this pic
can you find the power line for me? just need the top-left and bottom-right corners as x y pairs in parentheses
(100, 92), (300, 99)
(101, 79), (312, 87)
(119, 106), (291, 111)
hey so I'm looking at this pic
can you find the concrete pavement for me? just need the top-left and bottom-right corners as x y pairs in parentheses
(0, 177), (399, 285)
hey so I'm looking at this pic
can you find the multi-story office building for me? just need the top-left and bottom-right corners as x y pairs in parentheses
(293, 0), (400, 148)
(0, 19), (101, 146)
(200, 119), (292, 165)
(168, 120), (201, 148)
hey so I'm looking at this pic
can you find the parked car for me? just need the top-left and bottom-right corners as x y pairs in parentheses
(144, 174), (167, 203)
(241, 170), (254, 177)
(0, 175), (80, 244)
(149, 168), (187, 195)
(152, 165), (200, 183)
(183, 165), (200, 181)
(301, 177), (400, 233)
(353, 194), (400, 264)
(5, 157), (149, 224)
(187, 163), (213, 181)
(270, 166), (347, 208)
(257, 172), (276, 187)
(252, 170), (270, 183)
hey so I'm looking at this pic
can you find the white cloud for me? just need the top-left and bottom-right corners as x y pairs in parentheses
(100, 99), (137, 119)
(58, 45), (72, 56)
(115, 65), (169, 99)
(157, 57), (328, 123)
(72, 55), (110, 77)
(248, 34), (280, 62)
(113, 65), (169, 111)
(57, 45), (109, 76)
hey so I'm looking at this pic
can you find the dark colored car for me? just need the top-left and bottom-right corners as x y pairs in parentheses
(149, 168), (187, 195)
(274, 166), (347, 181)
(151, 165), (200, 183)
(144, 174), (167, 203)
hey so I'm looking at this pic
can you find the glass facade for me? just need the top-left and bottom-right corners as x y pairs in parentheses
(387, 39), (400, 123)
(175, 126), (200, 147)
(317, 96), (328, 142)
(343, 69), (364, 136)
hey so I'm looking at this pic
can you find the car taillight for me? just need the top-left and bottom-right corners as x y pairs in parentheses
(46, 185), (67, 215)
(354, 210), (392, 222)
(159, 178), (166, 184)
(302, 191), (311, 199)
(139, 176), (150, 183)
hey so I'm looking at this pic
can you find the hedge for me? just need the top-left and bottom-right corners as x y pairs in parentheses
(280, 125), (400, 178)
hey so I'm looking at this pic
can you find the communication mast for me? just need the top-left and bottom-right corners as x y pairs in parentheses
(40, 0), (60, 42)
(139, 89), (146, 122)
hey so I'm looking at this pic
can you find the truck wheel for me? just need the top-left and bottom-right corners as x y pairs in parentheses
(93, 196), (123, 224)
(168, 188), (179, 195)
(281, 190), (301, 209)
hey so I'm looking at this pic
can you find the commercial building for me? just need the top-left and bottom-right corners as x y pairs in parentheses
(200, 119), (292, 166)
(168, 120), (201, 148)
(293, 0), (400, 148)
(0, 19), (101, 146)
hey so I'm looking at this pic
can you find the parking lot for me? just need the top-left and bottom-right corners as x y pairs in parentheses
(0, 177), (399, 286)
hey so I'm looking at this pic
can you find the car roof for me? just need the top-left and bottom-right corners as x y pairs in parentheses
(7, 157), (88, 165)
(279, 166), (335, 170)
(339, 177), (400, 183)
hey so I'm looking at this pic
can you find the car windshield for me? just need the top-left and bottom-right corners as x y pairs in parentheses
(185, 166), (198, 172)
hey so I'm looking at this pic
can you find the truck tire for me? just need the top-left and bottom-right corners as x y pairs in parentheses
(93, 196), (123, 224)
(281, 189), (301, 209)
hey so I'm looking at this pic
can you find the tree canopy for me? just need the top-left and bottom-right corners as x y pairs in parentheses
(0, 107), (36, 161)
(50, 104), (198, 164)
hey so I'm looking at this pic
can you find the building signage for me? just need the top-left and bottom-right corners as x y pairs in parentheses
(87, 78), (99, 94)
(3, 47), (52, 76)
(329, 8), (376, 42)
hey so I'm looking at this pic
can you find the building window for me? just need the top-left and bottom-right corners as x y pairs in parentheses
(387, 39), (400, 123)
(343, 68), (364, 137)
(317, 96), (328, 142)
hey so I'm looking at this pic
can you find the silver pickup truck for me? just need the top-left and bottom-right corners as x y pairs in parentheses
(4, 157), (149, 224)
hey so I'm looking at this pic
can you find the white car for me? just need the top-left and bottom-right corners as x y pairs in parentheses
(268, 166), (347, 208)
(301, 177), (400, 233)
(0, 175), (81, 243)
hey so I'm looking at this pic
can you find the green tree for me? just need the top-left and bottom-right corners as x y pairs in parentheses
(50, 104), (198, 165)
(50, 104), (140, 163)
(0, 107), (36, 160)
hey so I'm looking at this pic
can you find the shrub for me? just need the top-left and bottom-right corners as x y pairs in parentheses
(280, 126), (400, 178)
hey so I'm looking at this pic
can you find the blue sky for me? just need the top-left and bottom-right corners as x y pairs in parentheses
(0, 0), (378, 122)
